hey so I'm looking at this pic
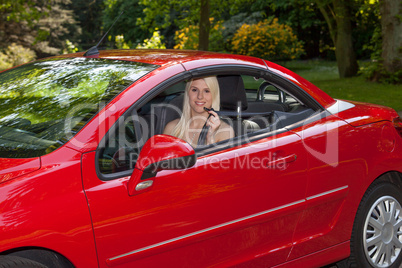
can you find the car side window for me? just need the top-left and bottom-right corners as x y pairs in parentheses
(97, 73), (316, 178)
(98, 115), (140, 175)
(234, 75), (314, 135)
(97, 83), (187, 177)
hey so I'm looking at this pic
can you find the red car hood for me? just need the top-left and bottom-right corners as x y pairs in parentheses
(0, 158), (40, 183)
(335, 100), (399, 127)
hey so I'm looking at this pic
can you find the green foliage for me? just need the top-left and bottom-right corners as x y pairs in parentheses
(138, 0), (251, 48)
(247, 0), (331, 59)
(139, 0), (249, 30)
(114, 35), (131, 49)
(136, 30), (166, 49)
(231, 18), (304, 60)
(0, 43), (36, 71)
(36, 0), (80, 57)
(70, 0), (104, 49)
(360, 60), (402, 84)
(102, 0), (150, 48)
(354, 0), (381, 59)
(0, 0), (50, 26)
(0, 0), (80, 58)
(0, 0), (51, 55)
(174, 19), (224, 51)
(358, 0), (401, 84)
(221, 11), (265, 51)
(62, 40), (79, 54)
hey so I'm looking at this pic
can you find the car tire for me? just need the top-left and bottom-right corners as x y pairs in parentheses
(0, 255), (47, 268)
(349, 181), (402, 268)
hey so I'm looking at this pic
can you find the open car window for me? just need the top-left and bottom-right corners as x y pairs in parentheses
(97, 73), (317, 178)
(0, 58), (158, 158)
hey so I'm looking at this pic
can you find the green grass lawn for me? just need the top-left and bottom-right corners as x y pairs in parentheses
(281, 60), (402, 112)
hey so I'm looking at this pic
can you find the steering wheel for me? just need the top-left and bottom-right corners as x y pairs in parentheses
(257, 82), (286, 103)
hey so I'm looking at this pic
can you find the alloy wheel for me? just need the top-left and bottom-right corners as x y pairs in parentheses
(363, 196), (402, 267)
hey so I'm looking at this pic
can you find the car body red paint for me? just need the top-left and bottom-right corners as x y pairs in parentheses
(0, 49), (401, 268)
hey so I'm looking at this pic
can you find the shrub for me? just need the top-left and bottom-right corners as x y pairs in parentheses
(136, 30), (166, 49)
(174, 18), (225, 52)
(360, 60), (402, 84)
(221, 12), (265, 52)
(62, 40), (79, 54)
(114, 35), (131, 49)
(359, 25), (401, 84)
(0, 43), (36, 71)
(231, 18), (304, 61)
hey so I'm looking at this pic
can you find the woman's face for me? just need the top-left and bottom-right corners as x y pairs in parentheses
(188, 78), (212, 115)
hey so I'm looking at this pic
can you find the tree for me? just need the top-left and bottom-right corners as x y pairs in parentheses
(199, 0), (210, 50)
(139, 0), (249, 50)
(70, 0), (104, 50)
(0, 0), (80, 58)
(231, 18), (305, 60)
(36, 0), (80, 57)
(380, 0), (402, 74)
(248, 0), (331, 59)
(0, 0), (51, 51)
(102, 0), (150, 48)
(316, 0), (359, 78)
(0, 0), (48, 26)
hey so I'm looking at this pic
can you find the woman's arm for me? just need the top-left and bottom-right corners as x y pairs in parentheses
(205, 110), (234, 144)
(212, 122), (234, 143)
(163, 119), (179, 135)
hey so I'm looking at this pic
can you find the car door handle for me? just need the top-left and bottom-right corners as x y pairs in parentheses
(267, 154), (297, 169)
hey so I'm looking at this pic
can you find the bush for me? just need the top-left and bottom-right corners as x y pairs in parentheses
(231, 18), (304, 61)
(174, 18), (225, 52)
(136, 30), (166, 49)
(62, 40), (79, 54)
(221, 12), (265, 52)
(359, 25), (401, 84)
(360, 60), (402, 84)
(0, 43), (36, 71)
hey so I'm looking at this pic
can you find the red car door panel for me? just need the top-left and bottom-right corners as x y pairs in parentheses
(288, 114), (387, 260)
(82, 131), (308, 267)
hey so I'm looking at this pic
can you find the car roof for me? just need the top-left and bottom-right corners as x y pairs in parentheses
(52, 49), (335, 108)
(56, 49), (244, 66)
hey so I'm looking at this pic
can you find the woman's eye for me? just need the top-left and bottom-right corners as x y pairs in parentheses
(205, 89), (210, 93)
(191, 88), (197, 92)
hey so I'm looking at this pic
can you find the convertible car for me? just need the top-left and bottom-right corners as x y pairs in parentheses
(0, 49), (401, 268)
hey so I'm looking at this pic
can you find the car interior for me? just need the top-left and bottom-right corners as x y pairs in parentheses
(98, 74), (316, 177)
(137, 74), (315, 138)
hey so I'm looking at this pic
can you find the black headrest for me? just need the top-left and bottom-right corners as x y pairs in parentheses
(217, 75), (248, 111)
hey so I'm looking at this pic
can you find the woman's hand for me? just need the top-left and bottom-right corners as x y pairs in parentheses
(206, 110), (220, 144)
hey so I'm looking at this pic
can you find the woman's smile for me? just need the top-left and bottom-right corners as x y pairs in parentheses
(188, 78), (212, 115)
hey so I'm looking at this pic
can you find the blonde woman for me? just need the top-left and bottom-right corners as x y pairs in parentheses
(163, 76), (234, 147)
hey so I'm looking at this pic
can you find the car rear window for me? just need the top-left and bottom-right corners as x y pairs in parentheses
(0, 57), (158, 158)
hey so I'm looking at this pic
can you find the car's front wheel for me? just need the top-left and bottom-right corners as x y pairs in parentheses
(349, 181), (402, 268)
(0, 256), (47, 268)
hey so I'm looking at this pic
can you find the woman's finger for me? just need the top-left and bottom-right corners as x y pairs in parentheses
(208, 110), (218, 118)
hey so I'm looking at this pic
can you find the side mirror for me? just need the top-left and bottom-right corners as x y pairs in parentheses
(127, 135), (196, 196)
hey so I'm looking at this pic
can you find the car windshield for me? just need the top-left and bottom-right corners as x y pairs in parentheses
(0, 57), (158, 158)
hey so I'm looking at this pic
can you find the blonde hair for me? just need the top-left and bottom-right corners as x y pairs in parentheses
(172, 76), (220, 140)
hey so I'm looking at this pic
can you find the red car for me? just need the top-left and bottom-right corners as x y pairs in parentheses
(0, 49), (401, 268)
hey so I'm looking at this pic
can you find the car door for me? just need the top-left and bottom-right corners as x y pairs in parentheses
(287, 107), (359, 260)
(81, 72), (309, 267)
(82, 130), (307, 268)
